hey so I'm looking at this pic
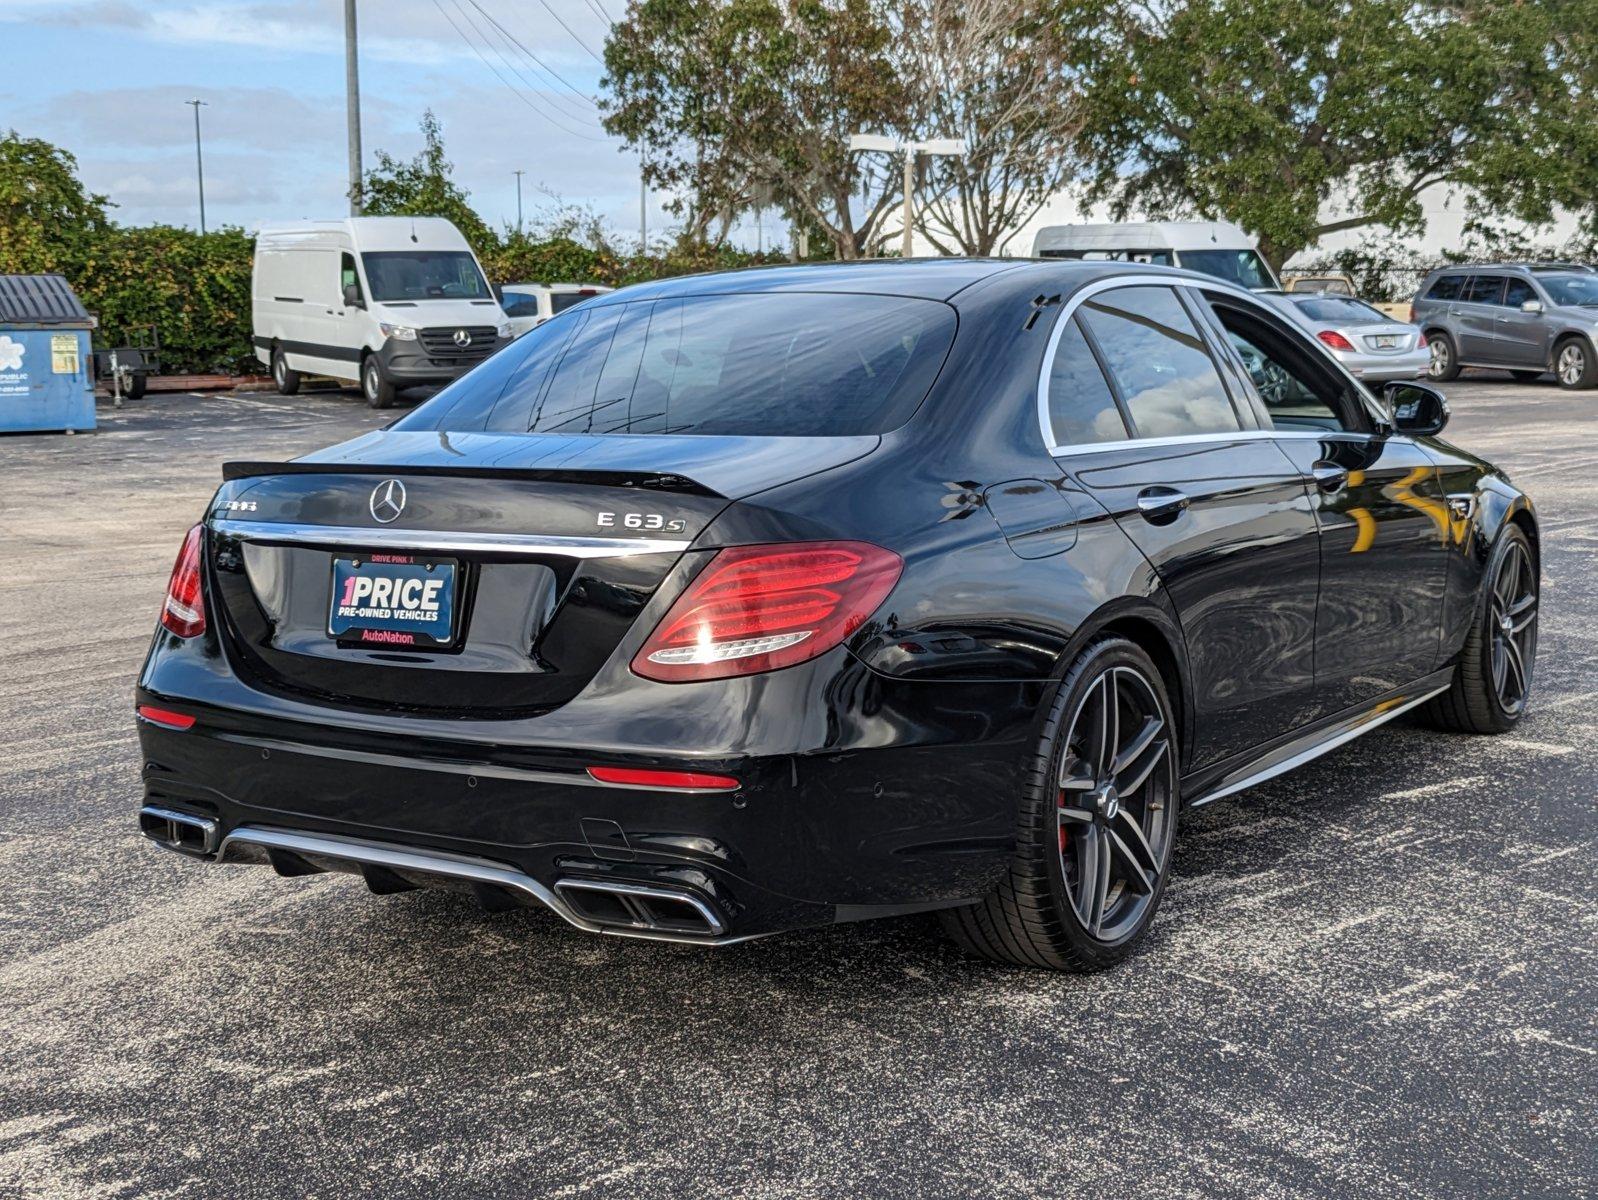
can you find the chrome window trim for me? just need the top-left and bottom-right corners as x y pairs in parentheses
(1037, 274), (1388, 458)
(211, 519), (691, 558)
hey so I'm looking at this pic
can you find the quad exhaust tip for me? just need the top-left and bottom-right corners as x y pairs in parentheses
(554, 878), (725, 937)
(139, 805), (219, 855)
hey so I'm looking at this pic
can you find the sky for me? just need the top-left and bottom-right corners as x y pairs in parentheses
(2, 0), (1577, 261)
(1, 0), (678, 244)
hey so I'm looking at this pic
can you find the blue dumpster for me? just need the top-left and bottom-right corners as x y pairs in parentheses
(0, 274), (97, 433)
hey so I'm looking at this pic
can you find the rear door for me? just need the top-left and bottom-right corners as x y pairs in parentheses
(1455, 274), (1504, 361)
(1494, 277), (1550, 368)
(1045, 283), (1322, 769)
(1196, 290), (1449, 719)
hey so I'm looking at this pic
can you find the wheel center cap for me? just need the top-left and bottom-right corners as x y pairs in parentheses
(1094, 785), (1120, 821)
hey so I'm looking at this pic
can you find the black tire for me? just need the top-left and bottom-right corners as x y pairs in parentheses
(271, 347), (301, 396)
(940, 637), (1179, 971)
(361, 354), (396, 409)
(1510, 370), (1545, 384)
(1426, 525), (1538, 734)
(1553, 337), (1598, 390)
(124, 372), (147, 400)
(1427, 331), (1461, 381)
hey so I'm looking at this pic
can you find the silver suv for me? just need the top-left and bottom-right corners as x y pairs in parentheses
(1411, 263), (1598, 389)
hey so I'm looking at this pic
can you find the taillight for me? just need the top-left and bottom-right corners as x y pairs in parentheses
(1416, 331), (1429, 348)
(1408, 306), (1417, 324)
(160, 524), (206, 638)
(631, 541), (902, 683)
(1317, 330), (1356, 352)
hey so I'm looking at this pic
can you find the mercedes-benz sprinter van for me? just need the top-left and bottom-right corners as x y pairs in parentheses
(252, 217), (512, 408)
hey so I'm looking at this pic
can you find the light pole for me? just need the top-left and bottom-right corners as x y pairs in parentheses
(185, 99), (208, 235)
(513, 169), (525, 236)
(848, 133), (965, 258)
(640, 153), (648, 254)
(345, 0), (362, 214)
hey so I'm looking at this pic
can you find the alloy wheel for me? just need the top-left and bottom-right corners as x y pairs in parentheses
(1489, 539), (1538, 714)
(1056, 666), (1176, 942)
(1429, 339), (1449, 378)
(1557, 343), (1586, 387)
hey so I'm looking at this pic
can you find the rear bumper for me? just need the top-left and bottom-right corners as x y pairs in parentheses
(1333, 347), (1430, 381)
(134, 660), (1037, 941)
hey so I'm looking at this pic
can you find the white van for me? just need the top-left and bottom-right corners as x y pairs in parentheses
(252, 216), (512, 408)
(498, 281), (615, 339)
(1031, 221), (1280, 292)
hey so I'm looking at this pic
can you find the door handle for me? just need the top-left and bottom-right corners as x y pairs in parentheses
(1136, 487), (1190, 523)
(1311, 461), (1348, 494)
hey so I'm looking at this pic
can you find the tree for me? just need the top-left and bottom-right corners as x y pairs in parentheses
(0, 130), (110, 275)
(1062, 0), (1598, 268)
(902, 0), (1082, 255)
(602, 0), (913, 259)
(359, 110), (498, 257)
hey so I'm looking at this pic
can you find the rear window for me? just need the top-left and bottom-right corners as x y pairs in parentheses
(1425, 275), (1465, 301)
(550, 291), (602, 314)
(397, 293), (957, 437)
(1291, 296), (1390, 324)
(1540, 273), (1598, 306)
(1178, 249), (1275, 291)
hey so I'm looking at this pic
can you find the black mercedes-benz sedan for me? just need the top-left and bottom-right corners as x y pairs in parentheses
(135, 259), (1539, 970)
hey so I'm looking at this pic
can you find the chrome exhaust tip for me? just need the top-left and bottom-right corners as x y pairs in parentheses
(554, 878), (725, 937)
(139, 805), (219, 855)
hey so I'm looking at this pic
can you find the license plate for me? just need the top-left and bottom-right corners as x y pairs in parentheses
(1375, 335), (1399, 348)
(328, 555), (457, 648)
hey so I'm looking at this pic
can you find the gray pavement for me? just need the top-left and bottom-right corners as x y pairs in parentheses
(1, 373), (1593, 1198)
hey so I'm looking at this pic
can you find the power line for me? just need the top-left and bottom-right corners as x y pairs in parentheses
(475, 0), (605, 65)
(580, 0), (614, 27)
(451, 0), (602, 125)
(467, 0), (606, 92)
(431, 0), (608, 141)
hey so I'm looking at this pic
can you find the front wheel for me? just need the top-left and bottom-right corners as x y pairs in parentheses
(1427, 331), (1461, 381)
(1427, 525), (1538, 734)
(941, 637), (1179, 971)
(1555, 339), (1597, 390)
(361, 355), (396, 409)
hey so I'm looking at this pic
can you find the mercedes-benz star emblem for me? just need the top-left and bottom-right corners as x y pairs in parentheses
(369, 479), (406, 523)
(452, 329), (472, 348)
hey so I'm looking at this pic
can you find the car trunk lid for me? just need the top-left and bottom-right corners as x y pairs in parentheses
(206, 431), (877, 716)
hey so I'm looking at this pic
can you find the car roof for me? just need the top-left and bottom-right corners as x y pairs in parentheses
(574, 257), (1219, 307)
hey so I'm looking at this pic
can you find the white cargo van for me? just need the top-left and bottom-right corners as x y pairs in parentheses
(252, 216), (512, 408)
(1031, 221), (1280, 292)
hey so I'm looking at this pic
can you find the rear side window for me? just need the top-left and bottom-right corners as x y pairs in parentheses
(1292, 296), (1389, 323)
(1077, 286), (1241, 439)
(1425, 275), (1465, 301)
(499, 290), (542, 318)
(399, 293), (957, 437)
(551, 291), (600, 314)
(1463, 276), (1504, 305)
(1045, 316), (1129, 446)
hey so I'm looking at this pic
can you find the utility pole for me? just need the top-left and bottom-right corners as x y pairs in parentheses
(513, 170), (525, 236)
(345, 0), (363, 215)
(640, 154), (648, 254)
(185, 99), (208, 235)
(848, 133), (966, 258)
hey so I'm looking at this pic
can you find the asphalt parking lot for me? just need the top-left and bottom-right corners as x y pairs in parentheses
(2, 374), (1593, 1199)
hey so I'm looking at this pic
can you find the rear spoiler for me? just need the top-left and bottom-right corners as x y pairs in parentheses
(221, 460), (722, 498)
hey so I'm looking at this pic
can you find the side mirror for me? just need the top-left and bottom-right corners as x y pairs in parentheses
(1384, 380), (1450, 437)
(1521, 298), (1544, 314)
(342, 283), (364, 309)
(493, 283), (504, 301)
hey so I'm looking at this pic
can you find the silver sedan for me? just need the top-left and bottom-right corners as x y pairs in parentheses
(1281, 293), (1431, 382)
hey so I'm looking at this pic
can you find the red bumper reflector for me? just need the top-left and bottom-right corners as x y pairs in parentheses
(586, 766), (741, 791)
(137, 704), (196, 730)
